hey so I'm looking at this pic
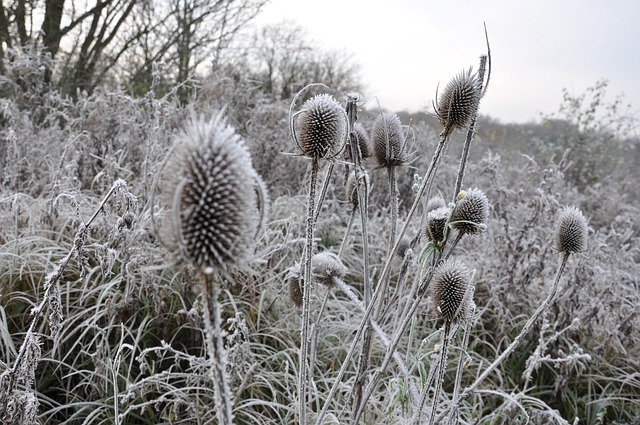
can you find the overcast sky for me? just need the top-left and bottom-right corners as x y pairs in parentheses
(254, 0), (640, 124)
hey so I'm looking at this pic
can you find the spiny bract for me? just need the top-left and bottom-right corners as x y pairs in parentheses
(166, 112), (261, 273)
(295, 93), (347, 159)
(554, 206), (588, 254)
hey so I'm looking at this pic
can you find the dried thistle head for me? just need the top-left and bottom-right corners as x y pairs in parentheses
(294, 93), (347, 159)
(450, 188), (489, 236)
(311, 252), (347, 287)
(435, 67), (482, 136)
(554, 206), (588, 254)
(371, 112), (408, 168)
(287, 264), (303, 308)
(430, 259), (474, 324)
(163, 112), (266, 274)
(425, 206), (450, 243)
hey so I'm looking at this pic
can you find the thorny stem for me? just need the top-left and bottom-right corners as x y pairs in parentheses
(200, 272), (234, 425)
(314, 163), (335, 223)
(426, 322), (452, 425)
(0, 179), (131, 419)
(449, 252), (571, 410)
(447, 321), (472, 425)
(299, 158), (319, 425)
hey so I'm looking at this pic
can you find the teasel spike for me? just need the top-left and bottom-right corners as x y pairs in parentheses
(449, 188), (489, 236)
(554, 206), (588, 254)
(434, 67), (482, 139)
(311, 252), (347, 287)
(287, 264), (304, 309)
(291, 93), (347, 160)
(371, 111), (408, 169)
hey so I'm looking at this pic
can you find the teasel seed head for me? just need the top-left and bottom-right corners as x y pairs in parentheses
(371, 112), (408, 168)
(294, 93), (347, 159)
(425, 206), (450, 243)
(311, 252), (347, 287)
(345, 171), (369, 210)
(554, 206), (588, 254)
(396, 236), (412, 258)
(287, 264), (304, 309)
(350, 122), (372, 160)
(450, 188), (489, 236)
(430, 258), (475, 324)
(426, 195), (446, 214)
(435, 67), (482, 136)
(164, 112), (265, 273)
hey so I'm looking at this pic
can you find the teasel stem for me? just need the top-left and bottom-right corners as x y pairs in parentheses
(317, 133), (449, 425)
(199, 272), (234, 425)
(299, 157), (319, 425)
(450, 252), (571, 409)
(412, 322), (451, 424)
(338, 205), (357, 257)
(447, 321), (472, 424)
(452, 54), (488, 203)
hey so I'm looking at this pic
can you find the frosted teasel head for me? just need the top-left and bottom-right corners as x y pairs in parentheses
(450, 188), (489, 236)
(371, 111), (409, 168)
(426, 195), (446, 214)
(345, 170), (370, 210)
(430, 259), (475, 324)
(554, 206), (588, 254)
(287, 264), (304, 309)
(311, 252), (347, 287)
(434, 67), (482, 137)
(292, 93), (347, 160)
(425, 206), (450, 244)
(163, 112), (268, 274)
(347, 122), (372, 162)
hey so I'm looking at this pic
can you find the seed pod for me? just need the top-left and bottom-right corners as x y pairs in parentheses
(294, 93), (347, 159)
(164, 112), (265, 273)
(554, 206), (587, 254)
(371, 112), (408, 168)
(450, 188), (489, 236)
(430, 259), (474, 323)
(435, 67), (482, 136)
(425, 206), (449, 243)
(287, 264), (304, 308)
(311, 252), (347, 287)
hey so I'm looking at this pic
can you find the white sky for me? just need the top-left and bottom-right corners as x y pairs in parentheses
(254, 0), (640, 124)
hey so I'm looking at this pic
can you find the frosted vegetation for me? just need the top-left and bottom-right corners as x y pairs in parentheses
(1, 12), (639, 425)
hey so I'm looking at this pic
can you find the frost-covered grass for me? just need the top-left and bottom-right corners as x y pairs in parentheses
(1, 55), (639, 425)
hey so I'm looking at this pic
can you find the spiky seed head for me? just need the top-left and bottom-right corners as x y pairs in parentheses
(430, 259), (474, 323)
(450, 188), (489, 236)
(425, 206), (450, 243)
(345, 171), (369, 210)
(311, 252), (347, 287)
(351, 122), (372, 160)
(164, 112), (264, 273)
(287, 264), (303, 308)
(435, 67), (482, 134)
(554, 206), (588, 254)
(426, 196), (446, 214)
(371, 112), (408, 168)
(396, 236), (412, 258)
(295, 93), (347, 159)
